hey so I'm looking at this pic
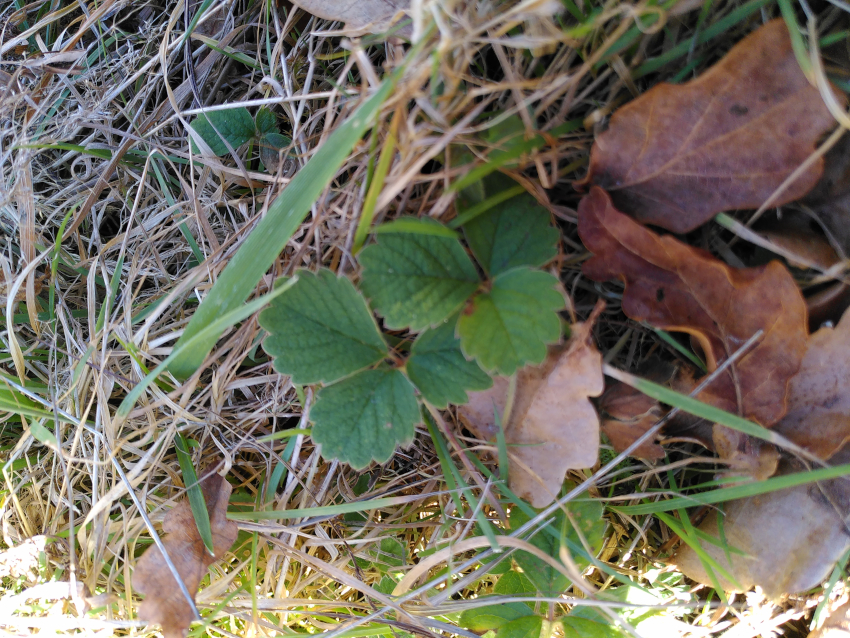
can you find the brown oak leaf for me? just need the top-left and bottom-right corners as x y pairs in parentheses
(599, 382), (666, 460)
(134, 473), (238, 638)
(459, 301), (605, 508)
(674, 458), (850, 598)
(578, 186), (808, 427)
(577, 19), (845, 233)
(774, 307), (850, 461)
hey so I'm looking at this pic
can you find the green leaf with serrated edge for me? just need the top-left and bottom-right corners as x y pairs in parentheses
(495, 570), (537, 607)
(255, 108), (277, 135)
(189, 107), (256, 156)
(560, 617), (625, 638)
(374, 217), (459, 238)
(259, 269), (387, 385)
(463, 194), (559, 276)
(359, 224), (480, 331)
(406, 316), (492, 408)
(458, 267), (563, 376)
(459, 603), (534, 631)
(311, 368), (419, 468)
(375, 575), (398, 595)
(499, 615), (543, 638)
(508, 497), (605, 597)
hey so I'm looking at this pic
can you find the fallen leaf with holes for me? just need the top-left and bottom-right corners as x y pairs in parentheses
(599, 382), (666, 460)
(459, 302), (605, 508)
(774, 307), (850, 461)
(577, 19), (845, 233)
(675, 458), (850, 598)
(289, 0), (409, 35)
(579, 186), (808, 428)
(134, 473), (238, 638)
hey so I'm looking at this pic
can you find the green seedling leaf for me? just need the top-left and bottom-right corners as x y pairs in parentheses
(463, 194), (559, 276)
(255, 108), (277, 136)
(498, 615), (544, 638)
(406, 316), (492, 408)
(375, 575), (398, 595)
(260, 132), (292, 171)
(458, 268), (563, 376)
(374, 217), (459, 238)
(561, 617), (624, 638)
(508, 499), (605, 597)
(459, 602), (535, 632)
(259, 269), (388, 385)
(357, 537), (406, 574)
(359, 224), (480, 331)
(311, 367), (420, 468)
(495, 569), (537, 598)
(189, 107), (256, 156)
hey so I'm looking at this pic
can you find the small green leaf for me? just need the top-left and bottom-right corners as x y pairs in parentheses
(189, 107), (256, 156)
(494, 570), (537, 597)
(374, 217), (460, 238)
(561, 617), (624, 638)
(311, 368), (420, 468)
(372, 537), (406, 574)
(508, 498), (605, 597)
(359, 226), (480, 331)
(498, 615), (543, 638)
(459, 603), (534, 631)
(255, 108), (277, 136)
(406, 316), (492, 408)
(260, 132), (292, 171)
(463, 194), (559, 276)
(259, 269), (387, 385)
(374, 575), (398, 595)
(458, 267), (563, 375)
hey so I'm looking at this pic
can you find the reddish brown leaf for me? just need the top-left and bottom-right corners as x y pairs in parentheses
(578, 19), (845, 233)
(134, 473), (238, 638)
(774, 307), (850, 460)
(460, 302), (605, 508)
(599, 382), (665, 460)
(578, 186), (808, 427)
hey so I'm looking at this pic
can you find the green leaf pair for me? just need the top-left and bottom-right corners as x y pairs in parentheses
(189, 107), (291, 165)
(258, 194), (563, 468)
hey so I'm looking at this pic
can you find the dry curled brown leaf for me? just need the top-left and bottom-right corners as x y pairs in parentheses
(577, 19), (844, 233)
(774, 307), (850, 461)
(134, 473), (238, 638)
(460, 302), (605, 508)
(578, 186), (808, 427)
(599, 382), (665, 460)
(675, 459), (850, 598)
(289, 0), (409, 35)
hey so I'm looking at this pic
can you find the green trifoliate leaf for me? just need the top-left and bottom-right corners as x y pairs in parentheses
(259, 269), (387, 385)
(311, 367), (420, 468)
(463, 194), (559, 276)
(359, 223), (481, 330)
(406, 317), (492, 408)
(189, 107), (256, 156)
(458, 267), (563, 376)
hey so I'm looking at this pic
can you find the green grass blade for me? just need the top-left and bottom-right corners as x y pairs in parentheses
(167, 78), (399, 380)
(175, 434), (215, 556)
(613, 463), (850, 515)
(116, 277), (297, 419)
